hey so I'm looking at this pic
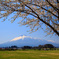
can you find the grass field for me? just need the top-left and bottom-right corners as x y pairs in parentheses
(0, 50), (59, 59)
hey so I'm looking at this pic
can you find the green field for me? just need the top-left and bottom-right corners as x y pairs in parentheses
(0, 50), (59, 59)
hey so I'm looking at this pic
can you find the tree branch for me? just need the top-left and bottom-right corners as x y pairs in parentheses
(1, 0), (59, 36)
(46, 0), (59, 12)
(27, 3), (58, 18)
(20, 1), (59, 36)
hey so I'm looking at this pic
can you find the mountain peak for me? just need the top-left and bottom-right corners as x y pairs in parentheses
(10, 35), (32, 41)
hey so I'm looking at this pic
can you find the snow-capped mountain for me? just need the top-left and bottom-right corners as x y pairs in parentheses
(0, 35), (59, 47)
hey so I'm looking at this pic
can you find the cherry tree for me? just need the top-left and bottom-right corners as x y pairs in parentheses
(0, 0), (59, 36)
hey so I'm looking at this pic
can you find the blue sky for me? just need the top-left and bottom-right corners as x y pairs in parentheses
(0, 16), (59, 44)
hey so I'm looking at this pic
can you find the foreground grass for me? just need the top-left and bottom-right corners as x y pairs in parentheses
(0, 50), (59, 59)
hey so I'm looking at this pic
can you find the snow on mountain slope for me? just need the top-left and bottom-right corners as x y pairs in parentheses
(10, 35), (32, 41)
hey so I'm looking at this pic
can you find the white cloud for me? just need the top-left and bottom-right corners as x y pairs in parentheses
(10, 35), (32, 41)
(47, 40), (55, 43)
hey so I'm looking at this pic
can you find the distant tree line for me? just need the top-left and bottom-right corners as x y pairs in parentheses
(0, 44), (58, 51)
